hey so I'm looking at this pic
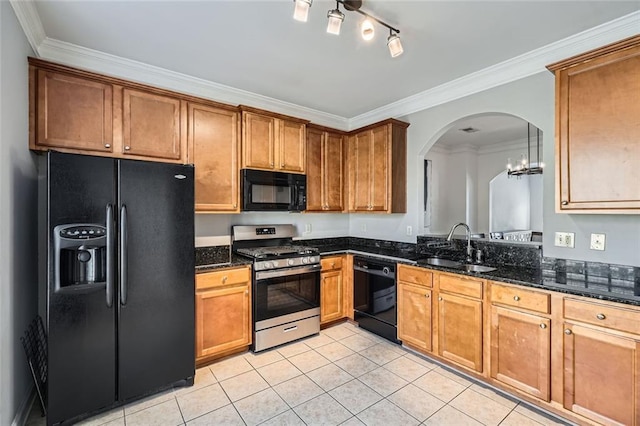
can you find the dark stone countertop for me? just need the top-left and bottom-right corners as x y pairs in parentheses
(195, 255), (253, 273)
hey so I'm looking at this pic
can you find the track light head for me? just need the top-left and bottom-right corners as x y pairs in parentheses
(327, 7), (345, 35)
(293, 0), (312, 22)
(387, 32), (403, 57)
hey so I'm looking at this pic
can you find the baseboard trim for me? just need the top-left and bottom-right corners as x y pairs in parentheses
(11, 386), (35, 426)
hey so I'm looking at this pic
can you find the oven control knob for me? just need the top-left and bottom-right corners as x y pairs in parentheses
(263, 262), (273, 269)
(287, 259), (295, 266)
(271, 260), (279, 268)
(301, 257), (308, 264)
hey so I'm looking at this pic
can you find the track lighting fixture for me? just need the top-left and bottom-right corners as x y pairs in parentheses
(292, 0), (403, 58)
(293, 0), (312, 22)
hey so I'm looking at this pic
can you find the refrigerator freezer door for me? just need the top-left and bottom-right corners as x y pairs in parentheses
(45, 152), (117, 424)
(117, 159), (195, 401)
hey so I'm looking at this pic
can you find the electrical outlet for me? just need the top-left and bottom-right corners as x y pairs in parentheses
(406, 226), (412, 236)
(304, 223), (312, 234)
(554, 232), (575, 248)
(590, 233), (606, 251)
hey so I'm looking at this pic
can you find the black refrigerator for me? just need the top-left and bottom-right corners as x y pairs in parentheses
(38, 151), (195, 425)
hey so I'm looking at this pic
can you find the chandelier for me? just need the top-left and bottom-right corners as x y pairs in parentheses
(507, 122), (544, 177)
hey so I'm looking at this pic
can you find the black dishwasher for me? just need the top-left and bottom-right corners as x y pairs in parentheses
(353, 257), (400, 343)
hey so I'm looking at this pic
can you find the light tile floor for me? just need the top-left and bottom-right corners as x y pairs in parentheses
(26, 322), (572, 426)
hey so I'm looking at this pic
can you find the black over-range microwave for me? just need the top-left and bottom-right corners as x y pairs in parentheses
(241, 169), (307, 212)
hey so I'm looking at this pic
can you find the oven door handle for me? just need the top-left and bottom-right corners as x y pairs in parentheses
(255, 264), (321, 280)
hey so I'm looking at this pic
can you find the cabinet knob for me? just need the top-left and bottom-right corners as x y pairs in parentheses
(233, 204), (237, 208)
(245, 290), (248, 295)
(513, 295), (520, 301)
(124, 146), (131, 151)
(438, 296), (443, 301)
(222, 276), (228, 283)
(104, 144), (111, 148)
(331, 262), (335, 268)
(561, 201), (568, 206)
(596, 313), (606, 320)
(564, 329), (572, 335)
(539, 323), (547, 329)
(281, 163), (285, 168)
(270, 162), (274, 167)
(425, 294), (430, 298)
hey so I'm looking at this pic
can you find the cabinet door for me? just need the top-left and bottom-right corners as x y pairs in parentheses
(563, 323), (639, 425)
(321, 270), (343, 324)
(122, 88), (183, 160)
(369, 125), (389, 212)
(490, 306), (550, 401)
(242, 112), (276, 170)
(349, 131), (373, 211)
(196, 284), (251, 359)
(35, 70), (113, 153)
(324, 132), (344, 211)
(556, 42), (640, 211)
(398, 283), (432, 352)
(280, 120), (306, 173)
(306, 128), (324, 211)
(189, 103), (240, 212)
(437, 293), (483, 372)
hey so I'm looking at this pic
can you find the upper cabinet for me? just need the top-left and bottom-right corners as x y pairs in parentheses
(187, 102), (241, 213)
(240, 107), (308, 174)
(547, 35), (640, 213)
(347, 119), (408, 213)
(306, 125), (345, 212)
(29, 58), (188, 163)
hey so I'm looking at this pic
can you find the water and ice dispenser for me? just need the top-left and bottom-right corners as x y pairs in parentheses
(54, 224), (107, 291)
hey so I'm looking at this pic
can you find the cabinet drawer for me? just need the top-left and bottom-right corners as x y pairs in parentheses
(564, 298), (640, 335)
(439, 274), (483, 299)
(491, 283), (550, 314)
(196, 266), (251, 290)
(321, 256), (343, 271)
(398, 265), (433, 287)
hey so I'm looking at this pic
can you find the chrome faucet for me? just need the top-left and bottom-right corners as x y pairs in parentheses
(446, 223), (473, 263)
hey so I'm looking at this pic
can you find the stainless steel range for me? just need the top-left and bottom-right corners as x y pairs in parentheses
(232, 225), (321, 352)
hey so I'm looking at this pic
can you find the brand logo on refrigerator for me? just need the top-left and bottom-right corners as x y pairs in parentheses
(174, 174), (187, 180)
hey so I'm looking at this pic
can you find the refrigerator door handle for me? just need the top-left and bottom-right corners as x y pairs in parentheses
(120, 204), (128, 306)
(106, 204), (114, 308)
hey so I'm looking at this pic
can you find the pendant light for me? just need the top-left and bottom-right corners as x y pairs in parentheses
(293, 0), (312, 22)
(327, 3), (345, 35)
(507, 123), (544, 177)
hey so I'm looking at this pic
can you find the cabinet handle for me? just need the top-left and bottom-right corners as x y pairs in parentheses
(513, 295), (520, 301)
(104, 143), (111, 148)
(124, 146), (131, 151)
(561, 201), (568, 206)
(596, 313), (606, 320)
(539, 323), (547, 329)
(564, 329), (572, 335)
(222, 276), (228, 283)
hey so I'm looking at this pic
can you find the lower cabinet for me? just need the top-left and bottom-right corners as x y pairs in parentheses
(562, 297), (640, 425)
(195, 266), (251, 363)
(320, 256), (344, 324)
(436, 274), (484, 373)
(397, 264), (433, 352)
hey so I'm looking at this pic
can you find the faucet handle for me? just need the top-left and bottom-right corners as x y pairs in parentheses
(475, 248), (484, 264)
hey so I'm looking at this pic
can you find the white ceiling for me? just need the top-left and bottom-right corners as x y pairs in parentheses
(21, 1), (640, 121)
(435, 114), (530, 149)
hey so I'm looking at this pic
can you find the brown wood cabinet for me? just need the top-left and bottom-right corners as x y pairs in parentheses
(435, 273), (484, 373)
(347, 119), (408, 213)
(29, 58), (193, 164)
(188, 102), (240, 212)
(321, 256), (344, 324)
(397, 265), (433, 352)
(240, 107), (308, 173)
(195, 266), (251, 363)
(30, 67), (114, 153)
(547, 35), (640, 213)
(306, 125), (345, 212)
(489, 282), (551, 401)
(562, 297), (640, 425)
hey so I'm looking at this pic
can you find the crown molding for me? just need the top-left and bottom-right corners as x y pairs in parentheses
(9, 1), (639, 131)
(9, 0), (45, 55)
(348, 11), (640, 129)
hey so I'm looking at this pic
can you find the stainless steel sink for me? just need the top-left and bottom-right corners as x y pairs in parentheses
(422, 258), (462, 268)
(461, 264), (497, 273)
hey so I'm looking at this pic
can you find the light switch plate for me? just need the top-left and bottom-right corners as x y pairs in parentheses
(590, 233), (606, 251)
(554, 232), (575, 248)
